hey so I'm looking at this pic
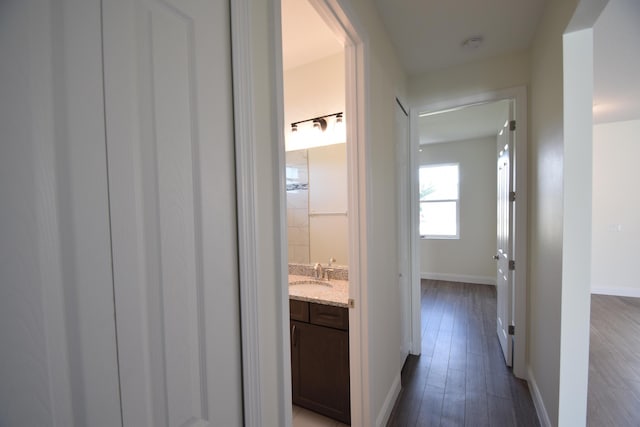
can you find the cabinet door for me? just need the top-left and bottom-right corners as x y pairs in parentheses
(102, 1), (242, 426)
(291, 321), (350, 424)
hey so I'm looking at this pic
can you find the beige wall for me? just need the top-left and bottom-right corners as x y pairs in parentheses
(409, 50), (530, 107)
(419, 137), (497, 283)
(528, 0), (579, 424)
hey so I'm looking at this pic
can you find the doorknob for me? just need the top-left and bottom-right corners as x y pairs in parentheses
(493, 254), (500, 260)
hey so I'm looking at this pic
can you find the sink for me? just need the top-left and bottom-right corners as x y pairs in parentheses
(289, 280), (333, 293)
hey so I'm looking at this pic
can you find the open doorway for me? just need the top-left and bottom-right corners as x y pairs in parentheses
(577, 0), (640, 425)
(278, 0), (368, 425)
(560, 0), (640, 423)
(411, 87), (528, 379)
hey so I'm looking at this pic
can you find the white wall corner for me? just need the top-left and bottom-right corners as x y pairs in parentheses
(421, 272), (496, 286)
(528, 366), (552, 427)
(375, 372), (401, 427)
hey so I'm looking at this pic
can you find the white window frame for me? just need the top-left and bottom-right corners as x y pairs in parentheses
(419, 162), (460, 240)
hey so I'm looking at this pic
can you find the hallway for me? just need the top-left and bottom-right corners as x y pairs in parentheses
(387, 280), (539, 426)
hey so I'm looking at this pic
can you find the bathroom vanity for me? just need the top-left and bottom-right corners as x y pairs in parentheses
(288, 268), (350, 424)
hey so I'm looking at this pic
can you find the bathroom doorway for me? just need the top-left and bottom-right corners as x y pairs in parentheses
(278, 0), (369, 425)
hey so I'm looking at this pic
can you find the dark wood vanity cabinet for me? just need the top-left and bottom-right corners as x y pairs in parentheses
(289, 299), (350, 424)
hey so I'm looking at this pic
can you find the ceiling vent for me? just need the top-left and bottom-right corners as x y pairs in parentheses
(462, 36), (484, 50)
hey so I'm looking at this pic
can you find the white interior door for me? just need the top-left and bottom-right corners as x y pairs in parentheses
(496, 117), (514, 367)
(396, 100), (411, 365)
(102, 1), (243, 426)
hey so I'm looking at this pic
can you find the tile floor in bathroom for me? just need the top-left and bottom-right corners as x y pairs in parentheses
(292, 405), (349, 427)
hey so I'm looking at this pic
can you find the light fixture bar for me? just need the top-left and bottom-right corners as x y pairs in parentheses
(291, 112), (343, 127)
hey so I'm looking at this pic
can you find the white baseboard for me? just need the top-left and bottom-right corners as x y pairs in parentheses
(591, 287), (640, 298)
(528, 366), (551, 427)
(375, 372), (401, 427)
(421, 272), (496, 286)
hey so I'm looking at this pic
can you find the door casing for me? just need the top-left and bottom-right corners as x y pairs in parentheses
(273, 0), (371, 425)
(396, 98), (412, 364)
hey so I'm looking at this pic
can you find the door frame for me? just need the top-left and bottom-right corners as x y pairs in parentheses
(229, 1), (264, 425)
(293, 2), (370, 424)
(411, 86), (528, 378)
(233, 0), (371, 425)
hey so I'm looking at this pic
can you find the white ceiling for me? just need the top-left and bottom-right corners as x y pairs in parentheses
(373, 0), (547, 75)
(419, 100), (510, 145)
(281, 0), (342, 70)
(593, 0), (640, 124)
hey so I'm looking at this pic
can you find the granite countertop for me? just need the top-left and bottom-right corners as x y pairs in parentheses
(288, 274), (349, 308)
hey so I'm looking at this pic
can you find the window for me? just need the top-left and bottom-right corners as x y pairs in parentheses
(419, 163), (459, 239)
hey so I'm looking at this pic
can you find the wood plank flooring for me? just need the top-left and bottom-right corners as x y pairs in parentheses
(387, 280), (539, 427)
(587, 294), (640, 426)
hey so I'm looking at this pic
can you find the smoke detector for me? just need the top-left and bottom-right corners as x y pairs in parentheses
(462, 36), (484, 50)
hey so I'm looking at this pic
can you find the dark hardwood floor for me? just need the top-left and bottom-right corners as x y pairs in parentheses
(387, 280), (539, 427)
(588, 294), (640, 426)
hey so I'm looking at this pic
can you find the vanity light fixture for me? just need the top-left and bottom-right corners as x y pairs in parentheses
(292, 112), (341, 133)
(287, 112), (345, 151)
(312, 117), (328, 131)
(333, 113), (346, 142)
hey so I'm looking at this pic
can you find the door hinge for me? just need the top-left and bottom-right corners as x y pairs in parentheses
(509, 120), (516, 131)
(348, 298), (355, 309)
(509, 191), (516, 202)
(508, 325), (515, 335)
(509, 260), (516, 271)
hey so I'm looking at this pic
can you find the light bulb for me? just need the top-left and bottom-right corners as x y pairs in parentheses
(333, 114), (346, 143)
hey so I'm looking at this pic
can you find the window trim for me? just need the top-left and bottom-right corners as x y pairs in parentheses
(419, 163), (460, 240)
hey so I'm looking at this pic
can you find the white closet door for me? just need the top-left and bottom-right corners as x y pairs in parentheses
(102, 1), (242, 426)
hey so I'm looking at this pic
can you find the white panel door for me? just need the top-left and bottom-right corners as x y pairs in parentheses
(395, 101), (411, 365)
(102, 1), (242, 426)
(496, 118), (514, 367)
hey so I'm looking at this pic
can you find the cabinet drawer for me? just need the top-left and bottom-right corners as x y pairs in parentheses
(310, 303), (348, 330)
(289, 299), (309, 322)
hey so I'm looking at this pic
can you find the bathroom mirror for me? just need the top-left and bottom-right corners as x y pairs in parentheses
(286, 143), (348, 266)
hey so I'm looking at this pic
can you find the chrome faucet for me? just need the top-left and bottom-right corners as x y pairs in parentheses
(313, 262), (324, 280)
(325, 257), (336, 280)
(314, 258), (336, 280)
